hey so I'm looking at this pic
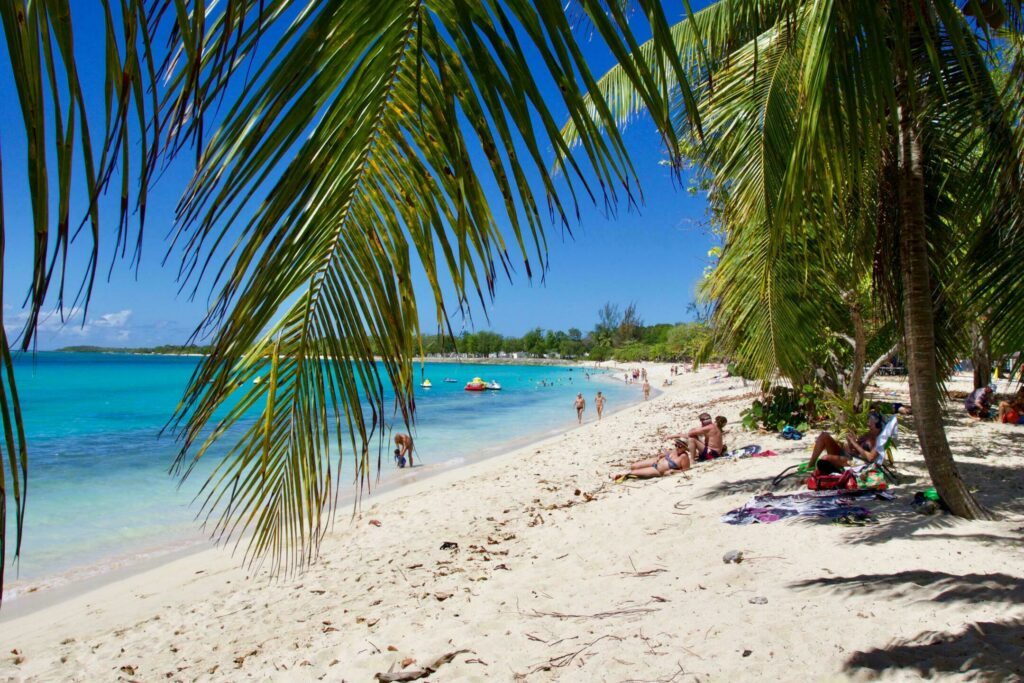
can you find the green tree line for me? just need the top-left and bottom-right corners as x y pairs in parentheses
(419, 303), (718, 363)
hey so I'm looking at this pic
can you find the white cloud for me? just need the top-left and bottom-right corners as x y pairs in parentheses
(3, 307), (134, 347)
(91, 309), (132, 328)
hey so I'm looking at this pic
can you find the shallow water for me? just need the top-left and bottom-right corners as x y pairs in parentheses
(3, 353), (635, 596)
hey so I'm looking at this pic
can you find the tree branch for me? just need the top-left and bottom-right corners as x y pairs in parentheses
(862, 342), (901, 388)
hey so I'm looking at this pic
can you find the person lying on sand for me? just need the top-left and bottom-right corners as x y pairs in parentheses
(394, 433), (414, 468)
(666, 413), (727, 462)
(609, 439), (691, 480)
(807, 412), (883, 473)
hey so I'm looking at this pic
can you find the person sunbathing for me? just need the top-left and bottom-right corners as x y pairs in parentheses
(666, 413), (727, 462)
(807, 412), (883, 474)
(609, 439), (691, 480)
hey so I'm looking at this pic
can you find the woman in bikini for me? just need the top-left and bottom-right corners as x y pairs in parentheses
(609, 439), (691, 480)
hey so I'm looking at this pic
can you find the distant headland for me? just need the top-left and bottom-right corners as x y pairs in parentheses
(55, 345), (212, 355)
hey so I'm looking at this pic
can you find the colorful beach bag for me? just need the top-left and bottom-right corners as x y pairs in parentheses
(807, 469), (859, 491)
(857, 468), (888, 491)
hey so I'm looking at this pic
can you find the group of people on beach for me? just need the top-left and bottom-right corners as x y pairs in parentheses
(966, 384), (1024, 424)
(624, 368), (647, 384)
(610, 412), (728, 480)
(610, 401), (895, 482)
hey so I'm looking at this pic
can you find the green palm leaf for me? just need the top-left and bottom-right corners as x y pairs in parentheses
(163, 0), (685, 575)
(1, 0), (685, 600)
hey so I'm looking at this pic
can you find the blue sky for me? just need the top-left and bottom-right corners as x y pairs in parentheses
(0, 5), (718, 350)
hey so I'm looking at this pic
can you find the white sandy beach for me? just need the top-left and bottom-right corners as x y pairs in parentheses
(2, 363), (1023, 681)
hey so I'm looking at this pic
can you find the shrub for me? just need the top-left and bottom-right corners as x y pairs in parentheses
(740, 384), (817, 432)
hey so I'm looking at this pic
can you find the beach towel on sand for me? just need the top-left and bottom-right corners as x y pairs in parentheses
(721, 490), (889, 525)
(725, 445), (777, 459)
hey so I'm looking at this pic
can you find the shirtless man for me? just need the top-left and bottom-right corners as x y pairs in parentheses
(394, 433), (414, 468)
(642, 380), (651, 400)
(595, 391), (606, 419)
(574, 393), (586, 423)
(667, 413), (726, 462)
(807, 412), (883, 473)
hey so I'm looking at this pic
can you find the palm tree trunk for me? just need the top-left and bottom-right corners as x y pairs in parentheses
(970, 322), (992, 390)
(896, 55), (989, 519)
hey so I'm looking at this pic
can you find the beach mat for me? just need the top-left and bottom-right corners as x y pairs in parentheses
(721, 490), (888, 525)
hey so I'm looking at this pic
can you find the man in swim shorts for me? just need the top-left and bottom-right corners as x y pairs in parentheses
(667, 413), (725, 463)
(574, 393), (586, 423)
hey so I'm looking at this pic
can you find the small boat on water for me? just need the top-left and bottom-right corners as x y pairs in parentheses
(465, 377), (488, 392)
(421, 379), (433, 388)
(485, 381), (502, 391)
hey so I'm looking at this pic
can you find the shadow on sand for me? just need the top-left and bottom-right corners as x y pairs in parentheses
(790, 570), (1024, 605)
(715, 408), (1024, 679)
(790, 570), (1024, 679)
(845, 618), (1024, 680)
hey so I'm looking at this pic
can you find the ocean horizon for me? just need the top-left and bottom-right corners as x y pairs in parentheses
(2, 352), (637, 600)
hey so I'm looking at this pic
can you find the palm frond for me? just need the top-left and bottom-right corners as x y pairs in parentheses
(0, 0), (682, 600)
(0, 0), (175, 605)
(162, 0), (684, 576)
(561, 0), (804, 152)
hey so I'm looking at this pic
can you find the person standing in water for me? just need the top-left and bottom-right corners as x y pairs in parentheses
(595, 391), (606, 420)
(394, 433), (414, 468)
(574, 393), (586, 424)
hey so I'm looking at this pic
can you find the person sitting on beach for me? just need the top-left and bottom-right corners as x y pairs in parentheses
(965, 385), (994, 419)
(394, 433), (414, 468)
(997, 400), (1024, 425)
(666, 413), (726, 463)
(609, 438), (690, 480)
(806, 412), (883, 474)
(574, 393), (586, 423)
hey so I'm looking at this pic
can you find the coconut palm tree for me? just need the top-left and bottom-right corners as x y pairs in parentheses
(569, 0), (1024, 518)
(0, 1), (694, 601)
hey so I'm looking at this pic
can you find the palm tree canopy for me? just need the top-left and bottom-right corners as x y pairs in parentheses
(571, 0), (1023, 385)
(0, 0), (692, 601)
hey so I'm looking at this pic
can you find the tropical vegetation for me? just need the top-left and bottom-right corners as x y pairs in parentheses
(421, 304), (715, 362)
(571, 0), (1024, 518)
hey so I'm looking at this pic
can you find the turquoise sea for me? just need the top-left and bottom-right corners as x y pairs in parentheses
(3, 353), (635, 597)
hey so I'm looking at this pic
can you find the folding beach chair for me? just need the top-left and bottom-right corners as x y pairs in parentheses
(851, 416), (901, 484)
